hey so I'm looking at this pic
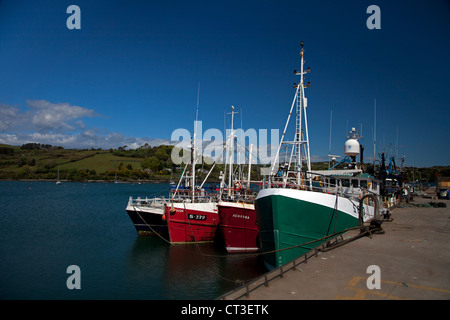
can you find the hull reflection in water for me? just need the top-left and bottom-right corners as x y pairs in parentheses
(126, 237), (267, 299)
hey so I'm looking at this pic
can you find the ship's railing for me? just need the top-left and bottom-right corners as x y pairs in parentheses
(169, 188), (215, 203)
(263, 171), (380, 201)
(220, 186), (259, 203)
(128, 196), (168, 208)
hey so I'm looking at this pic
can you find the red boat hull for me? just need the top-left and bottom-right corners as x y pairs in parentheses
(165, 202), (219, 243)
(218, 202), (259, 253)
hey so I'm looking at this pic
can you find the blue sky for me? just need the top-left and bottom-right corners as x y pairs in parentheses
(0, 0), (449, 167)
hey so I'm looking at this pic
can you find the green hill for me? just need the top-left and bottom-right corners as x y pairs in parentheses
(0, 143), (179, 182)
(0, 143), (232, 182)
(0, 143), (447, 183)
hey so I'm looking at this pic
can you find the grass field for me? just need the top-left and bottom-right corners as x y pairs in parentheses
(59, 151), (142, 172)
(0, 144), (152, 180)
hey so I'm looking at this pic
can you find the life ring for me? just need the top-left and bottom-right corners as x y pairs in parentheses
(234, 182), (241, 190)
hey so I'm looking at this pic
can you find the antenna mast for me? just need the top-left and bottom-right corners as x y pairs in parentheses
(271, 42), (312, 188)
(192, 83), (201, 202)
(227, 106), (238, 197)
(294, 42), (312, 186)
(373, 98), (376, 166)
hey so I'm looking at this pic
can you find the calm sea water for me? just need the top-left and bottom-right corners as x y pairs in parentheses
(0, 181), (266, 300)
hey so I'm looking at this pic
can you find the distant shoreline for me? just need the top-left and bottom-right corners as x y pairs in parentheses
(0, 179), (172, 184)
(0, 179), (223, 184)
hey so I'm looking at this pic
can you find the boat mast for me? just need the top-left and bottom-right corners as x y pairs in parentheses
(293, 42), (312, 187)
(227, 106), (238, 197)
(247, 144), (253, 188)
(191, 135), (196, 202)
(269, 43), (311, 189)
(192, 83), (201, 202)
(373, 98), (376, 167)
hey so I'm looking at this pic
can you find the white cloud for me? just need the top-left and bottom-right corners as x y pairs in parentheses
(0, 104), (20, 131)
(0, 100), (171, 149)
(26, 100), (97, 132)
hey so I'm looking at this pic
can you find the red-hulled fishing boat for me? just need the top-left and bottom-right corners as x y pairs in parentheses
(165, 199), (219, 243)
(217, 107), (260, 252)
(218, 200), (258, 253)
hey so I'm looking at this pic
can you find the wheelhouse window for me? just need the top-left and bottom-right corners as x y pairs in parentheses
(360, 180), (368, 188)
(342, 179), (350, 187)
(330, 178), (336, 188)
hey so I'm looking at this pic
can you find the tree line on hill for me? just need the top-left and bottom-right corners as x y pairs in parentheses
(0, 143), (231, 182)
(0, 143), (448, 183)
(20, 143), (64, 150)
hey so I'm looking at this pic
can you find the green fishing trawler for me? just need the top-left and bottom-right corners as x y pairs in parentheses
(256, 43), (381, 269)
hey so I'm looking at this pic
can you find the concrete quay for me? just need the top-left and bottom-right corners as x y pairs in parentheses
(220, 197), (450, 300)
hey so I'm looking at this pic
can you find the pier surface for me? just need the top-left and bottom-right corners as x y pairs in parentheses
(220, 196), (450, 300)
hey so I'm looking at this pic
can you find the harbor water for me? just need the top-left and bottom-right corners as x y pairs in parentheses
(0, 181), (266, 299)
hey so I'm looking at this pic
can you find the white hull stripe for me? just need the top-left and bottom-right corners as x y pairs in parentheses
(226, 247), (259, 252)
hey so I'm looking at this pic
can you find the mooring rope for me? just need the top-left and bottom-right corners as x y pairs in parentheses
(133, 203), (376, 258)
(132, 204), (382, 284)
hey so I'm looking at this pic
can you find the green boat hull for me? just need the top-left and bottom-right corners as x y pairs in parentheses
(255, 188), (360, 269)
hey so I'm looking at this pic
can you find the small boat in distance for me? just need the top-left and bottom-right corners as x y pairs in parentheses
(56, 165), (62, 185)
